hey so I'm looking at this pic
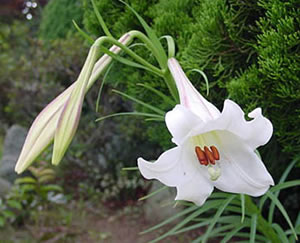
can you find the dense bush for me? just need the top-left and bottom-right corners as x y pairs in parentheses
(39, 0), (83, 40)
(82, 0), (300, 178)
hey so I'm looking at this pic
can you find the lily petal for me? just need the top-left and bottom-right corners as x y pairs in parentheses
(207, 130), (274, 196)
(184, 100), (273, 149)
(167, 58), (220, 121)
(165, 105), (202, 145)
(138, 147), (184, 187)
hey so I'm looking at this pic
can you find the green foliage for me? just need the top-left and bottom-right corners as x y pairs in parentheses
(141, 159), (300, 242)
(227, 0), (300, 158)
(0, 162), (65, 227)
(39, 0), (83, 40)
(83, 0), (300, 174)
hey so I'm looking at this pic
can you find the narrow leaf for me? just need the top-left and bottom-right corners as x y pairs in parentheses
(96, 112), (163, 123)
(249, 214), (257, 243)
(266, 191), (297, 240)
(72, 20), (94, 44)
(91, 0), (113, 37)
(201, 195), (236, 243)
(138, 186), (167, 201)
(112, 89), (165, 115)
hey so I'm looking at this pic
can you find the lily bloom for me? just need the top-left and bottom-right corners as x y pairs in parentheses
(138, 58), (274, 206)
(15, 34), (131, 174)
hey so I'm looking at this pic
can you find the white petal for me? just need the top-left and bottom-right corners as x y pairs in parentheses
(218, 100), (273, 149)
(185, 99), (273, 151)
(175, 173), (214, 206)
(138, 145), (214, 206)
(138, 147), (188, 187)
(165, 105), (202, 145)
(201, 130), (274, 196)
(167, 58), (220, 121)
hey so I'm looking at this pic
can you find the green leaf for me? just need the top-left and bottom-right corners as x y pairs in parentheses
(137, 83), (176, 106)
(159, 35), (175, 58)
(221, 224), (246, 243)
(72, 20), (94, 44)
(187, 69), (210, 96)
(141, 205), (199, 234)
(249, 214), (257, 243)
(147, 200), (225, 243)
(6, 200), (22, 210)
(266, 191), (297, 240)
(15, 177), (36, 184)
(96, 111), (163, 123)
(272, 223), (289, 242)
(41, 184), (63, 193)
(201, 195), (236, 243)
(96, 63), (114, 112)
(0, 217), (5, 227)
(112, 89), (165, 115)
(2, 210), (16, 219)
(268, 158), (299, 223)
(121, 167), (138, 171)
(99, 46), (162, 77)
(119, 1), (167, 68)
(138, 186), (167, 201)
(91, 0), (112, 38)
(240, 194), (245, 223)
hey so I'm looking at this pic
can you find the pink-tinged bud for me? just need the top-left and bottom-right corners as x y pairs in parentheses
(15, 33), (132, 173)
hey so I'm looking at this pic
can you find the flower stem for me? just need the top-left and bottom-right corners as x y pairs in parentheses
(244, 195), (280, 243)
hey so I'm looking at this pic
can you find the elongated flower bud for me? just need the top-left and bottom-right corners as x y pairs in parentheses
(15, 33), (132, 173)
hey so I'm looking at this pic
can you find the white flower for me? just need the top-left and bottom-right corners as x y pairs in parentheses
(138, 58), (274, 206)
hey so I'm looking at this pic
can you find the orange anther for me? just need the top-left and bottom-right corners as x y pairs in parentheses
(210, 146), (220, 160)
(204, 146), (215, 165)
(195, 146), (208, 166)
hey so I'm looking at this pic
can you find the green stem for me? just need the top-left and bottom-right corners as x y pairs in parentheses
(244, 195), (280, 243)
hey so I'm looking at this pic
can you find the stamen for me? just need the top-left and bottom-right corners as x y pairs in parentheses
(195, 146), (208, 166)
(204, 146), (215, 165)
(210, 146), (220, 160)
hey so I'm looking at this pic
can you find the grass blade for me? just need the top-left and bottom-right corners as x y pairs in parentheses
(266, 191), (298, 240)
(138, 186), (167, 201)
(201, 195), (236, 243)
(137, 83), (176, 106)
(112, 89), (165, 115)
(91, 0), (113, 38)
(72, 20), (94, 44)
(240, 194), (245, 223)
(249, 214), (257, 243)
(95, 111), (163, 123)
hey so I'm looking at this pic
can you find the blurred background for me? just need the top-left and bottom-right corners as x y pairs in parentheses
(0, 0), (299, 242)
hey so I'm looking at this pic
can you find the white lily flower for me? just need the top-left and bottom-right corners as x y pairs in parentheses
(138, 58), (274, 206)
(15, 34), (131, 173)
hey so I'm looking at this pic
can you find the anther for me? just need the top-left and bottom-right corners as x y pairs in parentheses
(195, 146), (208, 166)
(210, 146), (220, 160)
(204, 146), (215, 165)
